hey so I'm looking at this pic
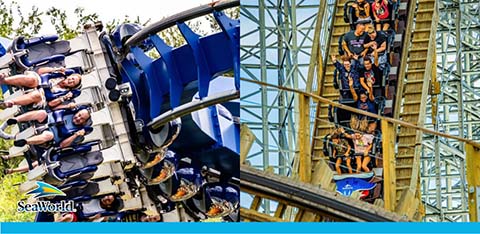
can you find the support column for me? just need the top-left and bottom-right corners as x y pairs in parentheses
(466, 143), (480, 222)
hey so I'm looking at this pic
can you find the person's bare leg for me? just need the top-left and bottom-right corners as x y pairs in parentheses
(7, 91), (43, 107)
(335, 158), (342, 175)
(362, 156), (371, 172)
(25, 131), (54, 145)
(15, 110), (48, 123)
(356, 156), (362, 173)
(383, 23), (389, 31)
(346, 158), (353, 174)
(0, 109), (47, 140)
(1, 74), (39, 88)
(6, 161), (38, 174)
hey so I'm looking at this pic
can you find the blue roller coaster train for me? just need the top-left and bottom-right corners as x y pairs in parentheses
(0, 0), (239, 222)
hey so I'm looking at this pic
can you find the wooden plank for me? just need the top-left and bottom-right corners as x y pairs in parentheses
(243, 196), (262, 222)
(240, 123), (256, 164)
(382, 120), (396, 211)
(273, 203), (287, 219)
(241, 208), (286, 222)
(466, 144), (480, 222)
(298, 94), (312, 183)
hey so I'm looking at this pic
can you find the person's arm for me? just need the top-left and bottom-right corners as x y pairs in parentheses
(333, 148), (337, 158)
(332, 55), (341, 70)
(360, 77), (368, 91)
(372, 3), (379, 20)
(373, 44), (379, 66)
(364, 3), (370, 17)
(363, 40), (373, 48)
(345, 143), (351, 156)
(51, 102), (76, 111)
(59, 129), (85, 148)
(349, 77), (358, 101)
(342, 40), (353, 57)
(378, 40), (387, 54)
(352, 3), (360, 18)
(48, 92), (74, 109)
(37, 67), (65, 75)
(360, 47), (369, 57)
(368, 82), (375, 101)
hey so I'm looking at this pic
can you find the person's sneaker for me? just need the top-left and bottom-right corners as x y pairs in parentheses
(0, 73), (6, 82)
(13, 139), (27, 147)
(6, 119), (17, 125)
(0, 101), (12, 110)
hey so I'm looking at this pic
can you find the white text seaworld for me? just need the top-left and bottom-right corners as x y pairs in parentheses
(17, 200), (76, 212)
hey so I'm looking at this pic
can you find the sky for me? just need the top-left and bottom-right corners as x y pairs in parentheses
(4, 0), (213, 35)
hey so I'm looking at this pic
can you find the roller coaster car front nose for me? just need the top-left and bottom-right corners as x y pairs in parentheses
(170, 183), (198, 202)
(206, 200), (234, 218)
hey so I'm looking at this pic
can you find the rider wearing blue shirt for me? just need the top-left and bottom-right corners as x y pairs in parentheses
(349, 77), (376, 115)
(332, 54), (360, 99)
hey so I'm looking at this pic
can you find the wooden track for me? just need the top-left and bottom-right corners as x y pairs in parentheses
(393, 0), (438, 218)
(310, 0), (349, 186)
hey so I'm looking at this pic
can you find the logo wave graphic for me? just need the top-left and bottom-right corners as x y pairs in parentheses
(26, 181), (66, 198)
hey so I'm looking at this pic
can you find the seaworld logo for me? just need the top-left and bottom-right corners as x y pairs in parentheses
(17, 200), (75, 213)
(26, 181), (66, 198)
(17, 181), (75, 213)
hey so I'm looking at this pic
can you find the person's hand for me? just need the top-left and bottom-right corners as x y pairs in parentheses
(338, 127), (345, 134)
(67, 102), (77, 109)
(367, 80), (373, 88)
(75, 129), (86, 137)
(65, 92), (74, 100)
(361, 50), (367, 57)
(331, 54), (337, 62)
(55, 67), (66, 74)
(348, 77), (353, 87)
(352, 54), (359, 60)
(372, 43), (378, 50)
(347, 52), (354, 58)
(375, 18), (380, 23)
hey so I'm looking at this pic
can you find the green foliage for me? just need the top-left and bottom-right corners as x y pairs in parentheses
(0, 173), (34, 222)
(0, 90), (33, 222)
(46, 7), (99, 40)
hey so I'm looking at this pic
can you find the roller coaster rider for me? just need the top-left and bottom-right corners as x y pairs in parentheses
(0, 67), (82, 109)
(0, 105), (92, 148)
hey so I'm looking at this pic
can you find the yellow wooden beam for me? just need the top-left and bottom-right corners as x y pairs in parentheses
(241, 78), (480, 149)
(298, 94), (312, 183)
(466, 144), (480, 222)
(382, 120), (396, 212)
(241, 208), (286, 222)
(243, 196), (263, 222)
(240, 124), (256, 164)
(274, 203), (286, 219)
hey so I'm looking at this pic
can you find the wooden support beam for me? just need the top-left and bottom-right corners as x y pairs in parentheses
(466, 144), (480, 222)
(240, 123), (255, 164)
(298, 94), (312, 183)
(241, 78), (480, 149)
(382, 120), (396, 212)
(243, 196), (263, 222)
(395, 188), (419, 220)
(241, 208), (286, 222)
(274, 203), (287, 220)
